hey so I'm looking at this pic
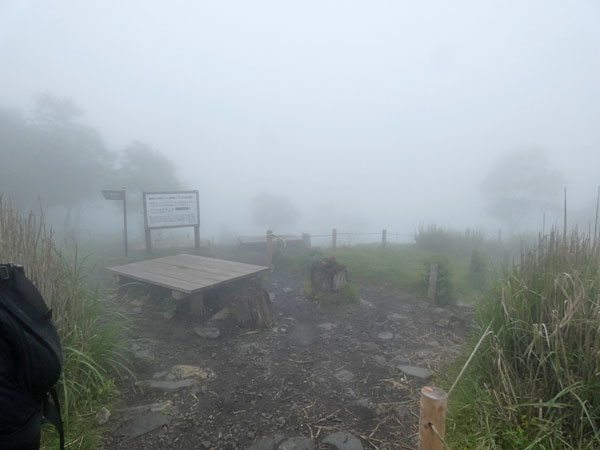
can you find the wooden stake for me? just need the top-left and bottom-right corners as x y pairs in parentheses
(594, 186), (599, 241)
(563, 187), (567, 243)
(332, 228), (337, 250)
(381, 229), (387, 249)
(418, 386), (448, 450)
(266, 230), (274, 267)
(427, 263), (438, 303)
(302, 233), (311, 249)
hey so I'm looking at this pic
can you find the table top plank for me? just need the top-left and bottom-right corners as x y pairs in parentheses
(107, 254), (269, 295)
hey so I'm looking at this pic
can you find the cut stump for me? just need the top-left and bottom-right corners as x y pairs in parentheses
(310, 257), (347, 294)
(222, 287), (275, 329)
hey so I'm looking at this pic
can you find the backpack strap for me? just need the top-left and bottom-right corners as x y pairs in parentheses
(42, 387), (64, 450)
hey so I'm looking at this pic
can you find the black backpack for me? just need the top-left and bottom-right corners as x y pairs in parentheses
(0, 263), (64, 450)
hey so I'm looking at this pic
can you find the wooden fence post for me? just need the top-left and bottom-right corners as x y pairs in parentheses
(266, 230), (274, 266)
(427, 263), (438, 303)
(332, 228), (337, 250)
(302, 233), (311, 249)
(418, 386), (448, 450)
(382, 229), (387, 249)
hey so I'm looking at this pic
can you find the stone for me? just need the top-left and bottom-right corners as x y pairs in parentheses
(359, 299), (374, 308)
(194, 326), (221, 339)
(130, 343), (154, 362)
(335, 369), (355, 383)
(387, 313), (404, 321)
(210, 307), (230, 322)
(278, 436), (315, 450)
(117, 411), (171, 438)
(377, 331), (393, 340)
(317, 322), (336, 331)
(373, 355), (386, 366)
(136, 378), (198, 391)
(248, 434), (286, 450)
(322, 431), (364, 450)
(387, 355), (410, 368)
(152, 371), (169, 379)
(95, 407), (111, 425)
(166, 364), (215, 381)
(415, 349), (436, 359)
(354, 398), (370, 408)
(398, 365), (433, 380)
(283, 287), (293, 293)
(436, 318), (450, 327)
(361, 342), (379, 353)
(163, 309), (176, 320)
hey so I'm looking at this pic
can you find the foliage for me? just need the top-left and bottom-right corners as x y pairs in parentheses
(468, 249), (488, 291)
(0, 196), (129, 449)
(445, 230), (600, 449)
(0, 95), (184, 218)
(479, 149), (565, 233)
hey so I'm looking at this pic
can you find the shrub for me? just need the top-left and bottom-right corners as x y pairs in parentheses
(447, 230), (600, 449)
(0, 196), (129, 448)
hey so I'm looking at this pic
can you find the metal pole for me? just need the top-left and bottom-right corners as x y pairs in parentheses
(122, 188), (128, 257)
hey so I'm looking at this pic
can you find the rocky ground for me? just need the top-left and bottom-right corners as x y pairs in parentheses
(98, 264), (473, 450)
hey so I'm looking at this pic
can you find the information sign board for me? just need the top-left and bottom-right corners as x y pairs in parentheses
(144, 191), (199, 228)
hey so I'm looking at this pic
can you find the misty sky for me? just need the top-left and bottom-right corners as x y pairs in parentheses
(1, 1), (599, 238)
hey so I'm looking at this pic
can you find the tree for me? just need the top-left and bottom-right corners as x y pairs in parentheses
(479, 149), (565, 233)
(251, 193), (299, 230)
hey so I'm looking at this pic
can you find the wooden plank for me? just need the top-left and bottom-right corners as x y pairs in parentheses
(107, 265), (197, 294)
(132, 260), (228, 285)
(107, 254), (269, 296)
(162, 254), (267, 274)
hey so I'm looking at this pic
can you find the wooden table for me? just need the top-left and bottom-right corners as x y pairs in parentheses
(107, 254), (269, 312)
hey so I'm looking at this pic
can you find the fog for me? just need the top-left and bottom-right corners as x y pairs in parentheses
(1, 1), (599, 243)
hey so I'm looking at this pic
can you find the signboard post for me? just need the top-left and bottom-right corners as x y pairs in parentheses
(102, 188), (128, 257)
(142, 190), (200, 253)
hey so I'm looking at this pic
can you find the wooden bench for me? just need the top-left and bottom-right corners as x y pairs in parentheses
(107, 254), (269, 313)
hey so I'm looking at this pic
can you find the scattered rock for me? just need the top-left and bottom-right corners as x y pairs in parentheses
(152, 370), (169, 379)
(117, 411), (171, 438)
(136, 379), (198, 391)
(163, 309), (176, 320)
(322, 431), (364, 450)
(166, 364), (215, 381)
(115, 400), (173, 415)
(317, 322), (336, 331)
(248, 434), (286, 450)
(428, 340), (441, 348)
(387, 313), (404, 321)
(335, 369), (354, 383)
(194, 326), (221, 339)
(269, 292), (276, 301)
(415, 349), (436, 359)
(130, 343), (154, 362)
(354, 398), (370, 408)
(436, 318), (450, 327)
(387, 355), (410, 368)
(278, 436), (315, 450)
(209, 307), (230, 322)
(290, 325), (315, 346)
(377, 331), (393, 340)
(283, 287), (293, 293)
(398, 365), (433, 380)
(372, 355), (386, 366)
(95, 407), (111, 425)
(360, 299), (374, 308)
(361, 342), (379, 353)
(240, 342), (261, 354)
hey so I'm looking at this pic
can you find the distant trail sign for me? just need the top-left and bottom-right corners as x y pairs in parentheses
(143, 190), (200, 252)
(101, 188), (128, 256)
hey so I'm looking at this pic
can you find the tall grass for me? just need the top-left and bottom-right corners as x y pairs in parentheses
(0, 196), (129, 448)
(447, 230), (600, 449)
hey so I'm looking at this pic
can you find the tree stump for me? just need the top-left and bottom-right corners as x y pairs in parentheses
(223, 287), (275, 329)
(310, 257), (348, 294)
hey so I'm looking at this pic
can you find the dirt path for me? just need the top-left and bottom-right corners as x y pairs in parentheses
(99, 267), (472, 450)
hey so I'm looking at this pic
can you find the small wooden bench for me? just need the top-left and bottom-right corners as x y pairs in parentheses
(107, 254), (269, 313)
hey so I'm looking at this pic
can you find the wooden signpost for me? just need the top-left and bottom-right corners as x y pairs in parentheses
(102, 188), (128, 256)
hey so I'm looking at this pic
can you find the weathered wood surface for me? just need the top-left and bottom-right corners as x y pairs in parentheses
(107, 254), (269, 295)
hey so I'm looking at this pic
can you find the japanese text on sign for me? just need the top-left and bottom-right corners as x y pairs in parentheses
(144, 192), (199, 228)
